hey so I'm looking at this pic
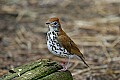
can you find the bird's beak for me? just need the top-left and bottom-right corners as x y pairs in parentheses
(46, 22), (50, 25)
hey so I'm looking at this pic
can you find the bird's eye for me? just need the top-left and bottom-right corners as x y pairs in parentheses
(53, 22), (57, 25)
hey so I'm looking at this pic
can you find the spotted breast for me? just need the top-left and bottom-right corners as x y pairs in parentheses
(47, 31), (73, 58)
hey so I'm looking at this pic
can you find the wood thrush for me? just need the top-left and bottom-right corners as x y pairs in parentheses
(46, 18), (89, 69)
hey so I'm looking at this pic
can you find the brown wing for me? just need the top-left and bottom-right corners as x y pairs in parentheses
(57, 33), (84, 57)
(57, 31), (89, 67)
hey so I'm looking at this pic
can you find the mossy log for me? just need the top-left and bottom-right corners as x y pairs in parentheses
(1, 59), (73, 80)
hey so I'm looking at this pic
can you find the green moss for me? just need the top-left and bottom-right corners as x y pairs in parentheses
(2, 59), (50, 80)
(39, 71), (73, 80)
(2, 59), (73, 80)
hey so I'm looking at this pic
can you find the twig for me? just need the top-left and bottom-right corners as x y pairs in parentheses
(111, 37), (120, 47)
(72, 65), (108, 75)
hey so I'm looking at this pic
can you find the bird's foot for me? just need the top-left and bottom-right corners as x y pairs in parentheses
(58, 67), (67, 71)
(58, 62), (68, 71)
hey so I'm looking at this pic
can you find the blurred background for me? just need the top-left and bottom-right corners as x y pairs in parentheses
(0, 0), (120, 80)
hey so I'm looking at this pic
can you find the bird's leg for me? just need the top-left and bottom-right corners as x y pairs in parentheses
(65, 56), (71, 68)
(59, 58), (67, 71)
(59, 56), (71, 71)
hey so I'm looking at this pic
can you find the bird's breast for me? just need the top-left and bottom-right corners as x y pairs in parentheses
(46, 31), (73, 57)
(47, 31), (58, 41)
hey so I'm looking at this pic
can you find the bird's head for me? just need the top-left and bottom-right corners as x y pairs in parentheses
(46, 18), (61, 31)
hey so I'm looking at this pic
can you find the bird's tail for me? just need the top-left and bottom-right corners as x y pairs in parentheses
(76, 55), (89, 67)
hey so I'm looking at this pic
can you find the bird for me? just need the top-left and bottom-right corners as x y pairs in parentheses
(46, 17), (89, 70)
